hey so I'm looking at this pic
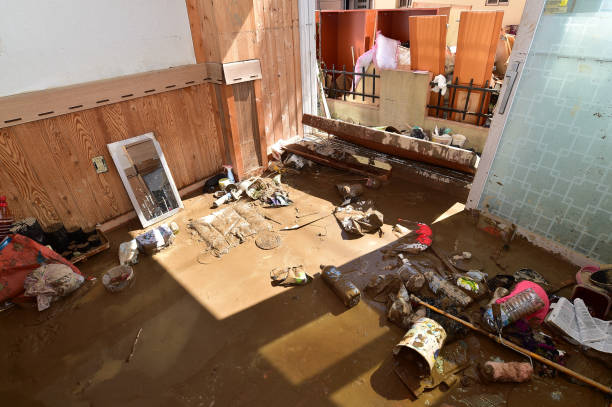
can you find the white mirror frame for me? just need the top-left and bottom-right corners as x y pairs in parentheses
(107, 133), (183, 228)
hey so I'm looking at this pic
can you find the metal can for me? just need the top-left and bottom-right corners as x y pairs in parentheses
(393, 317), (447, 373)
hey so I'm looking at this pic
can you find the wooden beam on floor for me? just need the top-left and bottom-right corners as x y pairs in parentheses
(283, 143), (391, 180)
(302, 114), (478, 174)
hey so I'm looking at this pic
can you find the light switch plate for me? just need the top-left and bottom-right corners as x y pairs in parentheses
(92, 156), (108, 173)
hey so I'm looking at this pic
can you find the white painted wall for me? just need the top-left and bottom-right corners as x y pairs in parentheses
(0, 0), (196, 97)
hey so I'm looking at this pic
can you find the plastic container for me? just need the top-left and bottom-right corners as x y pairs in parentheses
(572, 265), (611, 319)
(457, 276), (480, 293)
(397, 254), (425, 291)
(590, 268), (612, 293)
(451, 134), (466, 148)
(0, 196), (14, 241)
(571, 285), (611, 319)
(431, 134), (452, 145)
(320, 265), (361, 308)
(102, 265), (134, 293)
(483, 287), (545, 331)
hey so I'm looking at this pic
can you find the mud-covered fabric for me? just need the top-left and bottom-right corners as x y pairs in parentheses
(0, 234), (80, 302)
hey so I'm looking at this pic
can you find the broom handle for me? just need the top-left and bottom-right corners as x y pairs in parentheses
(412, 296), (612, 395)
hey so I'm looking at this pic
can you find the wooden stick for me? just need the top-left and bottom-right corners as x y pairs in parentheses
(280, 214), (331, 231)
(429, 245), (460, 278)
(126, 328), (143, 363)
(411, 296), (612, 395)
(262, 214), (282, 225)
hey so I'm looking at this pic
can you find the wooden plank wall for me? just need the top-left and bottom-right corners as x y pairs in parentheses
(256, 0), (304, 147)
(187, 0), (304, 148)
(0, 84), (223, 229)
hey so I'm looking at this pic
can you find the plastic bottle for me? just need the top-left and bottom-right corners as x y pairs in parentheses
(320, 265), (361, 308)
(457, 276), (480, 293)
(483, 287), (545, 331)
(397, 254), (425, 291)
(0, 196), (14, 241)
(424, 271), (473, 307)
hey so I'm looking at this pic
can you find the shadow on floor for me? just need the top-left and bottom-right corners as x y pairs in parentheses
(0, 166), (606, 407)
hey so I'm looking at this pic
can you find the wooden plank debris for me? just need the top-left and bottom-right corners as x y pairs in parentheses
(302, 114), (478, 174)
(409, 15), (447, 75)
(452, 11), (503, 124)
(283, 143), (391, 180)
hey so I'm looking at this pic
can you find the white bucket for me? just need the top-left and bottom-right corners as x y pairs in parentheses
(451, 134), (467, 148)
(393, 317), (447, 373)
(431, 134), (452, 145)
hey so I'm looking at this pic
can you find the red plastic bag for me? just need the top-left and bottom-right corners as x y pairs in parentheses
(0, 234), (80, 302)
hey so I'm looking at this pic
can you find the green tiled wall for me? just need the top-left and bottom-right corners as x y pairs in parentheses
(480, 1), (612, 263)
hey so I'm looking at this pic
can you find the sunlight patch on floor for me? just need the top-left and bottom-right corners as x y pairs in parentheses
(258, 302), (389, 385)
(432, 202), (465, 224)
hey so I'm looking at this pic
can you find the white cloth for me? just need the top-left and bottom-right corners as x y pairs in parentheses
(431, 74), (447, 96)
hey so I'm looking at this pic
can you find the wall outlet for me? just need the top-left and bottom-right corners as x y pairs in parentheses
(92, 156), (108, 173)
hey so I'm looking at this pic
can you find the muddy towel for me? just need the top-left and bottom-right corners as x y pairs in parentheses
(0, 234), (81, 302)
(24, 264), (85, 311)
(334, 203), (383, 236)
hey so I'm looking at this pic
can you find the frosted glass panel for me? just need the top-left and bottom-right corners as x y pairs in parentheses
(480, 0), (612, 263)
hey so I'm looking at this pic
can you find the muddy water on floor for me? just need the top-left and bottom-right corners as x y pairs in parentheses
(0, 166), (609, 406)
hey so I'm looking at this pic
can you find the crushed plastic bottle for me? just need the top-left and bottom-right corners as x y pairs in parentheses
(321, 265), (361, 308)
(397, 254), (425, 291)
(457, 276), (480, 293)
(425, 271), (473, 307)
(483, 287), (545, 331)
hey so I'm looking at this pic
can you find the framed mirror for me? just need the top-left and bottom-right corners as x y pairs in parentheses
(108, 133), (183, 228)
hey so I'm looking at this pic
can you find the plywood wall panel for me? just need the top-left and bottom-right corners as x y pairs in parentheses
(454, 11), (504, 86)
(0, 84), (223, 229)
(0, 129), (60, 226)
(254, 0), (275, 147)
(185, 0), (304, 147)
(453, 11), (503, 124)
(409, 15), (447, 75)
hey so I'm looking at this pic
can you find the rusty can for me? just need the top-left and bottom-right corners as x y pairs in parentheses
(393, 317), (447, 373)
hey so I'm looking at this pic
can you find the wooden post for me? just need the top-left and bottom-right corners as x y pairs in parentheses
(221, 84), (245, 179)
(253, 80), (269, 171)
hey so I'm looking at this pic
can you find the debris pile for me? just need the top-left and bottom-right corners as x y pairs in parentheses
(189, 202), (271, 257)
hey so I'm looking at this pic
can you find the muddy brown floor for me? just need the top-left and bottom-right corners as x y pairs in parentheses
(1, 166), (610, 407)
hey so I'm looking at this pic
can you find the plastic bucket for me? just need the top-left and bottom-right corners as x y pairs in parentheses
(393, 317), (447, 373)
(102, 265), (134, 293)
(431, 134), (452, 145)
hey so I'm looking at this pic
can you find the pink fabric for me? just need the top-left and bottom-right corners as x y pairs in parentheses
(496, 280), (549, 322)
(373, 32), (399, 71)
(353, 48), (375, 89)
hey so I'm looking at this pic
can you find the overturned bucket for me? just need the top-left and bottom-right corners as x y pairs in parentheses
(393, 317), (447, 374)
